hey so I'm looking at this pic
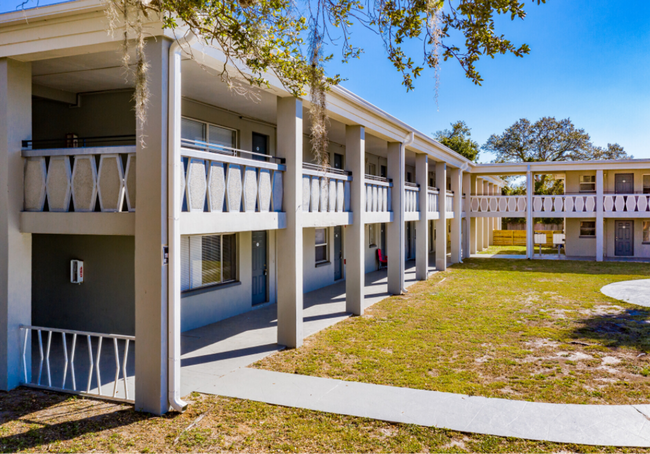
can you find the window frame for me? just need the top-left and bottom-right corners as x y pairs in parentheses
(368, 224), (377, 248)
(643, 221), (650, 244)
(181, 233), (238, 293)
(579, 221), (596, 238)
(315, 228), (329, 265)
(181, 116), (238, 149)
(643, 175), (650, 195)
(579, 175), (596, 193)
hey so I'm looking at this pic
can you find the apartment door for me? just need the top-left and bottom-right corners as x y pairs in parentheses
(615, 221), (634, 256)
(615, 174), (634, 194)
(406, 222), (413, 259)
(334, 226), (343, 280)
(252, 231), (268, 305)
(252, 132), (269, 161)
(334, 153), (344, 170)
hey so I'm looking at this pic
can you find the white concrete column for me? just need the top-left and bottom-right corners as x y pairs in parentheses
(526, 167), (534, 259)
(345, 125), (365, 314)
(415, 153), (428, 279)
(596, 169), (604, 262)
(0, 59), (32, 391)
(488, 183), (495, 246)
(462, 172), (471, 259)
(387, 142), (405, 294)
(470, 174), (478, 255)
(435, 163), (447, 270)
(134, 38), (170, 414)
(276, 96), (304, 346)
(476, 178), (484, 251)
(482, 181), (489, 249)
(450, 168), (462, 263)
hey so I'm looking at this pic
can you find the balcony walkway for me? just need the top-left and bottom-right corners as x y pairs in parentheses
(180, 257), (436, 395)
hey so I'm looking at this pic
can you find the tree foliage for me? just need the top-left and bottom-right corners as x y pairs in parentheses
(434, 120), (480, 161)
(483, 117), (632, 163)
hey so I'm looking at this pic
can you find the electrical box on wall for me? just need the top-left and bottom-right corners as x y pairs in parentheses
(70, 260), (84, 284)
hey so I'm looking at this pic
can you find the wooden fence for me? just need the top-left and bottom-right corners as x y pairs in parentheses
(493, 230), (563, 246)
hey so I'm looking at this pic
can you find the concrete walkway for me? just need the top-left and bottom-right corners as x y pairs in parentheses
(205, 368), (650, 448)
(601, 279), (650, 307)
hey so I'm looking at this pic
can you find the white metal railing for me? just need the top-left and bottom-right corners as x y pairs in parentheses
(427, 187), (439, 213)
(22, 146), (136, 213)
(446, 191), (454, 213)
(405, 182), (420, 213)
(365, 175), (392, 213)
(470, 195), (527, 213)
(181, 141), (286, 213)
(303, 164), (352, 212)
(532, 195), (596, 214)
(19, 325), (135, 403)
(603, 194), (650, 213)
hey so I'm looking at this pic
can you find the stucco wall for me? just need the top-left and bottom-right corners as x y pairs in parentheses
(604, 218), (650, 259)
(564, 219), (596, 257)
(33, 91), (136, 140)
(32, 234), (135, 335)
(303, 227), (336, 293)
(565, 169), (650, 194)
(181, 230), (278, 332)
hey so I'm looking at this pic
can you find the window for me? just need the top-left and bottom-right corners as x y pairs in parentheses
(644, 221), (650, 244)
(369, 224), (377, 248)
(579, 175), (596, 192)
(181, 234), (237, 291)
(315, 228), (328, 264)
(579, 221), (596, 237)
(367, 163), (376, 176)
(181, 117), (237, 149)
(644, 175), (650, 194)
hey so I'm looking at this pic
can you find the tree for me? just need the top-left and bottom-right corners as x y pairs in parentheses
(483, 117), (632, 163)
(434, 120), (480, 161)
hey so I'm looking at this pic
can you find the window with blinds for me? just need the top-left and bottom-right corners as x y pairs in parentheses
(181, 234), (237, 291)
(181, 117), (237, 149)
(315, 228), (328, 264)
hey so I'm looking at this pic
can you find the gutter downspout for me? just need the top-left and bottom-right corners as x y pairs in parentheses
(400, 131), (415, 294)
(168, 33), (196, 412)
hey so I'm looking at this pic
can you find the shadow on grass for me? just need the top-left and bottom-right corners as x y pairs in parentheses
(569, 308), (650, 353)
(0, 388), (154, 452)
(458, 258), (650, 277)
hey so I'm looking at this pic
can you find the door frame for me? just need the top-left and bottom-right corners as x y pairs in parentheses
(251, 230), (269, 305)
(614, 220), (634, 257)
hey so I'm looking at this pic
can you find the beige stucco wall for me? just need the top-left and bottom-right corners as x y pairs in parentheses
(565, 169), (650, 194)
(565, 218), (596, 257)
(604, 218), (650, 258)
(565, 218), (650, 258)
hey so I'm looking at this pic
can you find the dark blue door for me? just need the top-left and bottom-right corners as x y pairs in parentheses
(252, 231), (268, 305)
(334, 226), (343, 280)
(615, 221), (633, 256)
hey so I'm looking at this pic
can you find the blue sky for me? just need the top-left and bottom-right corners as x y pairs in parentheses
(4, 0), (650, 162)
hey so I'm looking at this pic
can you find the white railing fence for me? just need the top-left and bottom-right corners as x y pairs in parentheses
(303, 164), (352, 213)
(404, 182), (420, 213)
(427, 187), (439, 213)
(181, 140), (285, 213)
(603, 194), (650, 213)
(19, 325), (135, 404)
(532, 195), (596, 214)
(446, 191), (454, 213)
(470, 195), (527, 213)
(365, 175), (392, 213)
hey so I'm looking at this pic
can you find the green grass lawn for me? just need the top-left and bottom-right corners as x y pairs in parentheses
(478, 245), (562, 255)
(256, 259), (650, 406)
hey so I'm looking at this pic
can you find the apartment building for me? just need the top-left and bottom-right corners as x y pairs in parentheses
(0, 0), (648, 415)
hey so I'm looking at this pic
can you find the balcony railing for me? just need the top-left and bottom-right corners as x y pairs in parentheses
(181, 140), (285, 213)
(404, 182), (420, 213)
(365, 175), (392, 213)
(22, 135), (136, 212)
(603, 194), (650, 213)
(446, 191), (454, 213)
(470, 195), (527, 213)
(532, 195), (596, 214)
(303, 163), (351, 213)
(427, 187), (439, 213)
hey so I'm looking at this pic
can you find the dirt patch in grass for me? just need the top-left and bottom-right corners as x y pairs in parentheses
(0, 388), (647, 453)
(255, 259), (650, 405)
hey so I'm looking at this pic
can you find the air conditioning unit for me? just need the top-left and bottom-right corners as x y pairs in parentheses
(70, 260), (84, 284)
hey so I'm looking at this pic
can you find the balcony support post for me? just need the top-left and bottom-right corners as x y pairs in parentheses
(345, 125), (365, 315)
(450, 168), (462, 263)
(0, 58), (32, 391)
(387, 142), (405, 294)
(526, 167), (534, 259)
(488, 183), (495, 246)
(276, 96), (304, 347)
(476, 177), (484, 251)
(483, 181), (489, 249)
(415, 153), (428, 280)
(435, 162), (447, 270)
(596, 169), (604, 262)
(462, 172), (471, 259)
(470, 174), (478, 255)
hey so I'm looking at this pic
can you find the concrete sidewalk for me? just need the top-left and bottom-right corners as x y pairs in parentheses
(205, 368), (650, 448)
